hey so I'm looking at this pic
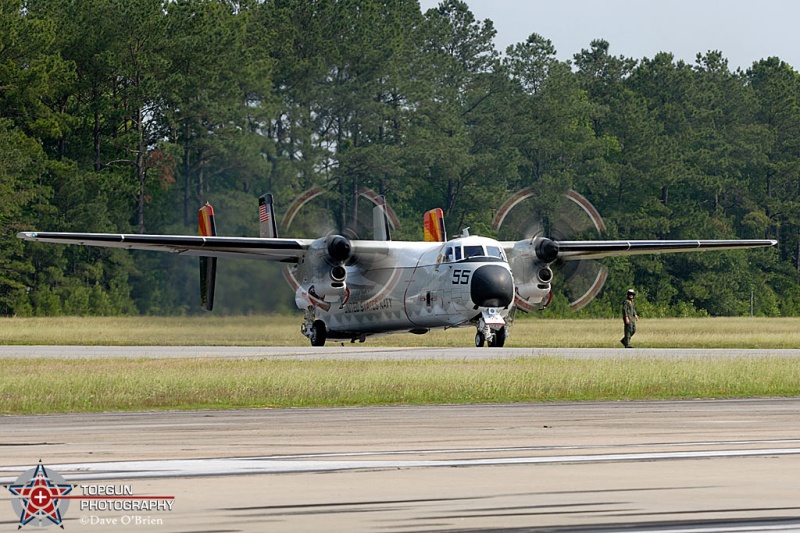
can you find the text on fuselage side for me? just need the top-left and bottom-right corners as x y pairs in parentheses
(343, 298), (394, 314)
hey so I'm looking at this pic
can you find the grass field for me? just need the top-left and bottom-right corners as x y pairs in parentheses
(1, 316), (799, 414)
(1, 315), (799, 348)
(3, 356), (799, 414)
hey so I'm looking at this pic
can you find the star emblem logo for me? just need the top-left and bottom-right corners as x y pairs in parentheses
(7, 462), (73, 529)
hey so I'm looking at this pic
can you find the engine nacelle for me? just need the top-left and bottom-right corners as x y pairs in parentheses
(311, 266), (348, 297)
(515, 264), (552, 302)
(330, 264), (346, 287)
(294, 265), (350, 309)
(506, 237), (559, 309)
(294, 234), (352, 308)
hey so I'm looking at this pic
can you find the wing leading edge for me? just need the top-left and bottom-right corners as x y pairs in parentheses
(16, 232), (311, 262)
(555, 239), (777, 260)
(17, 231), (404, 265)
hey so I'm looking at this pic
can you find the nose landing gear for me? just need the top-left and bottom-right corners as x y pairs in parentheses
(475, 308), (507, 347)
(475, 326), (507, 347)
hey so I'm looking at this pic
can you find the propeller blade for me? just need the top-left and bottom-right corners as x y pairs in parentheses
(494, 188), (609, 310)
(281, 187), (402, 309)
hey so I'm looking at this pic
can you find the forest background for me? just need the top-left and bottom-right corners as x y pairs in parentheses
(1, 0), (798, 319)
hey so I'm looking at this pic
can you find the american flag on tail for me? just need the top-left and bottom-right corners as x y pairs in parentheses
(259, 203), (271, 223)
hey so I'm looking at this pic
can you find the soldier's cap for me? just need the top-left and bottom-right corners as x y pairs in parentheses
(627, 289), (636, 295)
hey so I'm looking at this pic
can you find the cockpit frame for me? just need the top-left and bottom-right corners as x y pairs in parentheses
(439, 242), (507, 264)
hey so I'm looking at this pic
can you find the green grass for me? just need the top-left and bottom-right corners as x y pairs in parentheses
(2, 316), (799, 414)
(1, 315), (800, 348)
(1, 356), (799, 415)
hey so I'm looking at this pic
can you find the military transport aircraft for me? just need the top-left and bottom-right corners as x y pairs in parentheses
(17, 189), (776, 347)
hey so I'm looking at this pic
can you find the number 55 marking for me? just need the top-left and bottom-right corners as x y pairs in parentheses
(452, 269), (470, 285)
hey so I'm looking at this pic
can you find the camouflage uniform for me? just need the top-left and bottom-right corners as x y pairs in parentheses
(621, 293), (638, 348)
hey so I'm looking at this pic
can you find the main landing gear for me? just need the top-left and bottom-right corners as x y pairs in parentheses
(302, 308), (327, 346)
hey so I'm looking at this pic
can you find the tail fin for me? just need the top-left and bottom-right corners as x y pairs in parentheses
(423, 208), (446, 242)
(259, 193), (278, 238)
(372, 196), (391, 241)
(198, 203), (217, 311)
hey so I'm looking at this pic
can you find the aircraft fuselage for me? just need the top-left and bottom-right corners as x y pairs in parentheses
(293, 235), (515, 340)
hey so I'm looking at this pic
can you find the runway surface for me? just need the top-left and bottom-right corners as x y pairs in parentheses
(2, 345), (800, 359)
(2, 347), (800, 532)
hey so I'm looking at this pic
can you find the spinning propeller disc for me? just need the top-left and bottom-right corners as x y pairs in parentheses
(281, 187), (402, 311)
(493, 188), (609, 311)
(280, 186), (399, 240)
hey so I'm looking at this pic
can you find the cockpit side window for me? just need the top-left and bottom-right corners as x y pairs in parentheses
(444, 246), (453, 262)
(486, 245), (505, 260)
(455, 247), (463, 261)
(464, 245), (484, 258)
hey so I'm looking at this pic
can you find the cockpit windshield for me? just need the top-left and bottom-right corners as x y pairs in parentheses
(440, 243), (506, 263)
(464, 245), (484, 258)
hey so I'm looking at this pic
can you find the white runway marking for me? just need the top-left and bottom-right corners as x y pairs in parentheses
(2, 345), (800, 359)
(5, 399), (800, 531)
(4, 446), (800, 482)
(605, 526), (800, 532)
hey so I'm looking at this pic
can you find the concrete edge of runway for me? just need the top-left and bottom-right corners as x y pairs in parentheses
(1, 345), (800, 359)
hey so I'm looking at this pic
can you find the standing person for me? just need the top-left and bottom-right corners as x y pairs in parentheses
(621, 289), (639, 348)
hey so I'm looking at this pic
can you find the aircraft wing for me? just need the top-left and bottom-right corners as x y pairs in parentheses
(16, 231), (313, 262)
(555, 239), (777, 260)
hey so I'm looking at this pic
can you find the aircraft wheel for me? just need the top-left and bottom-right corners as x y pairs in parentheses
(310, 319), (327, 347)
(475, 332), (485, 347)
(489, 327), (507, 348)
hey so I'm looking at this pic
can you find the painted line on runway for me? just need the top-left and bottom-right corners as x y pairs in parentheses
(3, 447), (800, 483)
(3, 346), (800, 359)
(269, 439), (800, 460)
(614, 524), (800, 533)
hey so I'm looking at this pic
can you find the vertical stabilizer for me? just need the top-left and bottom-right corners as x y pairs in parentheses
(423, 208), (446, 242)
(259, 194), (278, 238)
(372, 197), (392, 241)
(198, 203), (217, 311)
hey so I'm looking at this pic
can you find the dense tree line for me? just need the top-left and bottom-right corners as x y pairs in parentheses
(2, 0), (798, 318)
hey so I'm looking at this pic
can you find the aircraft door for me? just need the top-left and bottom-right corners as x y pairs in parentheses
(425, 289), (450, 316)
(437, 289), (451, 316)
(405, 254), (459, 327)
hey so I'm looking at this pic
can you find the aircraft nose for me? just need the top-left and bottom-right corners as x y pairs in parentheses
(470, 265), (514, 308)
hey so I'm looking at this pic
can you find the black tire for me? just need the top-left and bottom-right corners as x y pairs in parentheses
(310, 319), (327, 346)
(489, 327), (506, 348)
(475, 332), (485, 347)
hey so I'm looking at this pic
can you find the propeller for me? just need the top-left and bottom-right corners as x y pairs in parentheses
(493, 188), (608, 311)
(280, 186), (399, 241)
(280, 186), (403, 310)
